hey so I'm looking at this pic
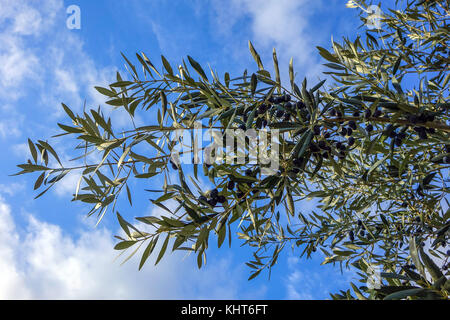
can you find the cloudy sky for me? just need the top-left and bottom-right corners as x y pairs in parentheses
(0, 0), (395, 299)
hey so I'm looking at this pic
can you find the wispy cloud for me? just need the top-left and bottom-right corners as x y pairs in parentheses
(284, 254), (355, 299)
(0, 196), (257, 299)
(211, 0), (326, 80)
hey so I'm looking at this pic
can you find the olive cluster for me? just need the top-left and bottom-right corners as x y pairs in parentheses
(445, 144), (450, 164)
(239, 93), (310, 131)
(198, 188), (226, 207)
(347, 220), (367, 242)
(224, 168), (261, 201)
(405, 112), (436, 140)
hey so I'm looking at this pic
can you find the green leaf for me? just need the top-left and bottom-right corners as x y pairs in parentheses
(289, 57), (294, 90)
(383, 288), (424, 300)
(409, 237), (426, 279)
(316, 46), (339, 63)
(27, 139), (37, 163)
(17, 164), (49, 172)
(187, 55), (208, 81)
(57, 123), (83, 134)
(368, 155), (389, 177)
(34, 172), (45, 190)
(248, 40), (263, 70)
(139, 238), (156, 270)
(273, 48), (281, 92)
(161, 55), (173, 76)
(297, 130), (313, 158)
(37, 140), (62, 166)
(61, 103), (76, 121)
(117, 146), (131, 169)
(248, 269), (262, 280)
(250, 73), (257, 96)
(114, 240), (136, 250)
(419, 246), (444, 282)
(392, 56), (401, 75)
(155, 233), (170, 265)
(94, 86), (117, 97)
(117, 212), (131, 238)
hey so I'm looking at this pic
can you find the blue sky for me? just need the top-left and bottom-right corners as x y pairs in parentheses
(0, 0), (397, 299)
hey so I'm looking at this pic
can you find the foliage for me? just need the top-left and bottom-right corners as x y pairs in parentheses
(15, 0), (449, 299)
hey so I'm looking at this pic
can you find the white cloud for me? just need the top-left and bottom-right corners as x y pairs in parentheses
(211, 0), (325, 79)
(0, 0), (126, 127)
(284, 254), (355, 299)
(0, 196), (254, 299)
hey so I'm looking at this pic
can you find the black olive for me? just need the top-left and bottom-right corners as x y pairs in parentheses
(313, 125), (321, 135)
(258, 104), (267, 114)
(297, 101), (306, 109)
(210, 189), (219, 199)
(348, 120), (357, 130)
(373, 109), (382, 118)
(170, 159), (178, 170)
(310, 143), (320, 153)
(348, 137), (355, 146)
(349, 230), (355, 242)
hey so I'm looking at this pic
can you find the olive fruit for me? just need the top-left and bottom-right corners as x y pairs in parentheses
(348, 120), (357, 130)
(210, 188), (219, 199)
(348, 137), (355, 146)
(373, 109), (382, 118)
(297, 101), (306, 109)
(313, 125), (321, 135)
(170, 159), (178, 170)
